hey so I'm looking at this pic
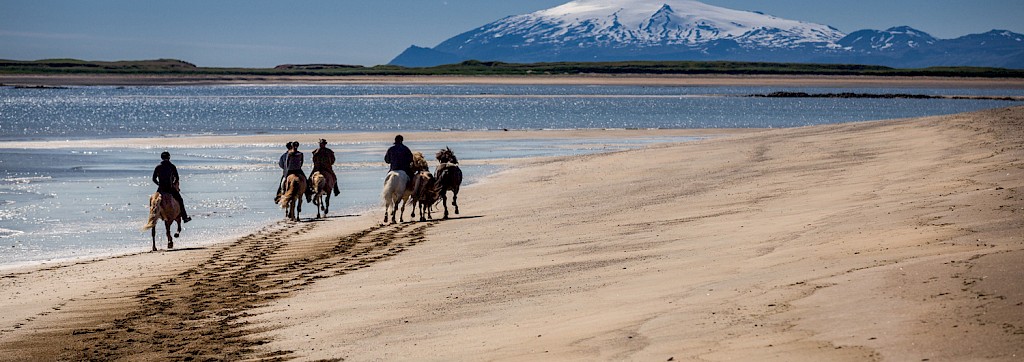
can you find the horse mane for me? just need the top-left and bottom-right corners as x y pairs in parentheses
(435, 147), (458, 165)
(411, 152), (430, 173)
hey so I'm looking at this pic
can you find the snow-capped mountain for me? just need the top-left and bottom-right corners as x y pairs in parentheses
(389, 0), (1024, 69)
(449, 0), (844, 49)
(838, 26), (938, 53)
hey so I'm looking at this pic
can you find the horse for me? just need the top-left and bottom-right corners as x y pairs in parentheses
(434, 147), (463, 219)
(309, 171), (335, 219)
(381, 170), (410, 224)
(141, 190), (182, 252)
(409, 170), (438, 222)
(279, 173), (306, 221)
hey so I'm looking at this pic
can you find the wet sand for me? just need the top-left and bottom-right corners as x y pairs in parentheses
(0, 106), (1021, 361)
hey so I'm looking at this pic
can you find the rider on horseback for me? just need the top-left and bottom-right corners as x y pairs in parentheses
(152, 151), (191, 223)
(384, 135), (414, 177)
(277, 141), (309, 202)
(312, 138), (341, 196)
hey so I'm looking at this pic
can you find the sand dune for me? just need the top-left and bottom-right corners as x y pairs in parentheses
(1, 106), (1021, 361)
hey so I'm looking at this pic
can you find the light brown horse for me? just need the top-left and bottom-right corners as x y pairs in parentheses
(141, 191), (181, 252)
(279, 173), (306, 221)
(310, 171), (335, 219)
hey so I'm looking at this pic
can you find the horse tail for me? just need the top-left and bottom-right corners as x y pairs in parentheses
(141, 193), (162, 231)
(279, 175), (304, 209)
(312, 172), (326, 194)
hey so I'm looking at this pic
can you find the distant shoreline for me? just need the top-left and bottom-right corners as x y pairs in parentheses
(4, 73), (1024, 89)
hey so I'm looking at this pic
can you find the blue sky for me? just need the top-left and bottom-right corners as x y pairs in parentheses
(1, 0), (1022, 67)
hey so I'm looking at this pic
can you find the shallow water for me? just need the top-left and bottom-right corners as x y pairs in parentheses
(2, 84), (1021, 141)
(0, 137), (697, 267)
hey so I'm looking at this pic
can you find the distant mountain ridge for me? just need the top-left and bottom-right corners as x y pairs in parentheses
(389, 0), (1024, 69)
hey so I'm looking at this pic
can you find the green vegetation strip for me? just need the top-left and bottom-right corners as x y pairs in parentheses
(2, 58), (1023, 78)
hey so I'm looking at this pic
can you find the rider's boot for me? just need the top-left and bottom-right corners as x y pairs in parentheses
(274, 176), (285, 203)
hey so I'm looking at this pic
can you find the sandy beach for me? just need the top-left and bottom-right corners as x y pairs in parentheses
(0, 105), (1021, 360)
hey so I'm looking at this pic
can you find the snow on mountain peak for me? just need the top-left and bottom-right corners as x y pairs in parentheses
(517, 0), (844, 47)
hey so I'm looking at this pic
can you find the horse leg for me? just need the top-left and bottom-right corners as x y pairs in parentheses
(296, 197), (302, 221)
(324, 193), (330, 216)
(151, 227), (157, 252)
(441, 193), (450, 220)
(453, 188), (459, 215)
(172, 219), (180, 248)
(314, 194), (321, 219)
(164, 220), (173, 248)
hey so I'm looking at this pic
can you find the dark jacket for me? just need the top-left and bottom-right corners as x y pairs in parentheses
(152, 160), (179, 191)
(385, 143), (413, 173)
(312, 147), (336, 173)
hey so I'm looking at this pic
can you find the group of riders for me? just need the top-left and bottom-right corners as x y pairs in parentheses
(274, 138), (343, 204)
(151, 135), (418, 222)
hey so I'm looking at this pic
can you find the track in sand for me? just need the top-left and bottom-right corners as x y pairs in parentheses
(9, 219), (435, 361)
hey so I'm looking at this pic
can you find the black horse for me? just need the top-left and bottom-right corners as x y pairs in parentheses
(434, 147), (462, 219)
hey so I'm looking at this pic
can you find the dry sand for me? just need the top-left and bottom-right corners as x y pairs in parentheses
(0, 106), (1022, 361)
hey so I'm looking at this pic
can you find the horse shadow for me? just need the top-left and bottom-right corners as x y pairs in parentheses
(301, 214), (362, 223)
(393, 215), (485, 225)
(162, 247), (208, 253)
(437, 215), (484, 221)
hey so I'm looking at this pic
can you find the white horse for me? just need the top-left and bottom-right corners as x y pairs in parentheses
(381, 170), (410, 224)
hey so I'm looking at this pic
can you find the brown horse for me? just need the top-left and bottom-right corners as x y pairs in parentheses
(434, 147), (463, 219)
(310, 171), (335, 219)
(141, 191), (181, 252)
(279, 173), (306, 221)
(409, 170), (438, 222)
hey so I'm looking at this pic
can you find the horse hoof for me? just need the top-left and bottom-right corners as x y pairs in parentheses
(168, 242), (174, 249)
(152, 247), (157, 252)
(174, 233), (180, 238)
